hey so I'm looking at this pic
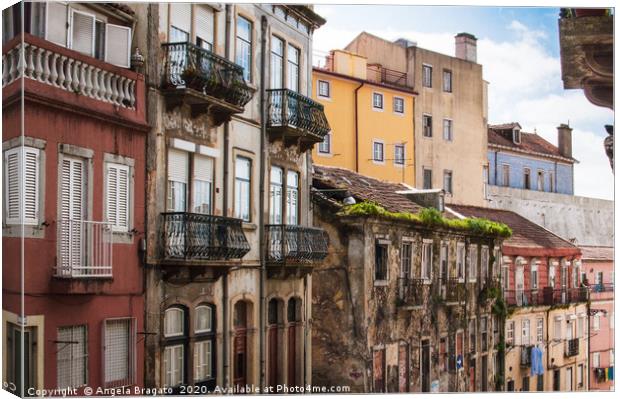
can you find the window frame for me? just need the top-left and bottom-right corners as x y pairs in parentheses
(456, 242), (465, 282)
(523, 167), (531, 190)
(234, 155), (252, 222)
(421, 239), (433, 282)
(372, 140), (385, 163)
(393, 97), (405, 114)
(422, 114), (433, 138)
(317, 79), (330, 99)
(270, 34), (285, 89)
(194, 304), (216, 385)
(68, 8), (96, 57)
(468, 244), (478, 283)
(442, 118), (453, 141)
(374, 240), (389, 282)
(501, 164), (510, 187)
(442, 69), (452, 92)
(56, 324), (88, 389)
(103, 318), (136, 388)
(287, 43), (300, 92)
(423, 168), (432, 189)
(372, 92), (384, 110)
(394, 144), (405, 166)
(318, 132), (331, 155)
(235, 15), (253, 82)
(422, 64), (433, 88)
(4, 145), (41, 226)
(104, 162), (131, 233)
(443, 170), (453, 194)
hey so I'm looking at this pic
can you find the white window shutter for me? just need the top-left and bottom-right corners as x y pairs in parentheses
(23, 148), (40, 224)
(46, 2), (68, 47)
(104, 319), (130, 384)
(105, 24), (131, 68)
(4, 147), (39, 225)
(170, 3), (192, 33)
(195, 6), (214, 46)
(4, 148), (20, 224)
(193, 155), (213, 183)
(106, 163), (130, 232)
(70, 10), (95, 56)
(168, 149), (189, 183)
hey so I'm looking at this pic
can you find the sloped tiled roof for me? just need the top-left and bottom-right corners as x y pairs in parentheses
(449, 204), (580, 256)
(488, 125), (576, 163)
(313, 165), (423, 214)
(579, 246), (613, 261)
(102, 3), (135, 16)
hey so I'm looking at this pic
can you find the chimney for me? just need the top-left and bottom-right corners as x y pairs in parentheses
(455, 32), (477, 63)
(557, 123), (573, 159)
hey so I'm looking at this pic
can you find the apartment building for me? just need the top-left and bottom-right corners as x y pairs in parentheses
(2, 2), (147, 395)
(345, 32), (488, 206)
(581, 246), (614, 391)
(312, 49), (416, 186)
(139, 3), (328, 392)
(312, 166), (505, 393)
(450, 205), (588, 392)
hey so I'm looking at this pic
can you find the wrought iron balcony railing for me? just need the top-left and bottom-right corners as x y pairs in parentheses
(520, 345), (533, 367)
(161, 42), (254, 109)
(265, 224), (329, 264)
(397, 278), (429, 306)
(504, 287), (589, 307)
(55, 219), (113, 278)
(565, 338), (579, 357)
(266, 89), (331, 144)
(162, 212), (250, 261)
(439, 277), (466, 303)
(366, 64), (411, 89)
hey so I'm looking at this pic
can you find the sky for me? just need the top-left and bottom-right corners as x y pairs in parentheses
(312, 5), (614, 200)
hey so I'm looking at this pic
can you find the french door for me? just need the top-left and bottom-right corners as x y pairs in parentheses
(59, 156), (85, 276)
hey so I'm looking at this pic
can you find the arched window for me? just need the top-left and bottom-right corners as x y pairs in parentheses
(163, 306), (187, 389)
(194, 304), (216, 387)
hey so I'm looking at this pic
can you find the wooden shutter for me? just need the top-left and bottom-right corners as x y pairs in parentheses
(4, 148), (20, 224)
(4, 147), (39, 225)
(46, 2), (68, 46)
(106, 163), (130, 232)
(104, 24), (131, 68)
(170, 3), (191, 33)
(59, 157), (84, 273)
(193, 155), (213, 182)
(195, 6), (214, 46)
(70, 9), (95, 56)
(168, 149), (189, 183)
(23, 148), (40, 224)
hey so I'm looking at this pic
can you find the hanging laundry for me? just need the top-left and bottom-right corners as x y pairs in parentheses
(608, 366), (614, 381)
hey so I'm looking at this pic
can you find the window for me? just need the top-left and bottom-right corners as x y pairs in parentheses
(373, 141), (384, 162)
(194, 305), (215, 384)
(469, 319), (477, 352)
(553, 369), (560, 391)
(506, 321), (514, 346)
(400, 242), (412, 279)
(443, 119), (453, 141)
(443, 170), (453, 194)
(593, 313), (601, 331)
(70, 9), (96, 57)
(164, 345), (184, 388)
(104, 318), (134, 387)
(195, 5), (215, 51)
(286, 171), (299, 225)
(502, 164), (510, 187)
(549, 172), (554, 192)
(235, 156), (251, 222)
(193, 155), (214, 214)
(195, 305), (213, 334)
(270, 36), (284, 89)
(549, 264), (556, 288)
(502, 264), (510, 291)
(318, 133), (331, 154)
(537, 170), (544, 191)
(269, 167), (283, 224)
(105, 163), (130, 232)
(513, 128), (521, 144)
(423, 168), (432, 189)
(522, 376), (530, 392)
(375, 242), (388, 281)
(167, 149), (188, 212)
(480, 246), (489, 282)
(287, 44), (300, 92)
(554, 318), (562, 340)
(537, 375), (544, 391)
(57, 325), (88, 388)
(537, 318), (544, 343)
(439, 242), (449, 281)
(531, 263), (538, 290)
(577, 316), (584, 338)
(58, 156), (87, 275)
(468, 245), (478, 282)
(236, 16), (252, 81)
(6, 324), (37, 396)
(422, 64), (432, 87)
(439, 337), (448, 371)
(423, 114), (432, 137)
(2, 2), (45, 42)
(164, 308), (185, 338)
(164, 307), (186, 388)
(521, 319), (530, 346)
(4, 146), (40, 225)
(577, 364), (584, 388)
(492, 247), (501, 280)
(393, 97), (404, 114)
(394, 144), (405, 165)
(592, 352), (600, 368)
(610, 349), (614, 366)
(480, 317), (488, 351)
(372, 92), (384, 109)
(457, 243), (465, 281)
(443, 69), (452, 92)
(524, 168), (531, 189)
(170, 25), (189, 42)
(422, 241), (432, 280)
(318, 80), (330, 98)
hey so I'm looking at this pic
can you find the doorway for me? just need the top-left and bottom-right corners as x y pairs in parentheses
(421, 340), (431, 392)
(233, 301), (250, 387)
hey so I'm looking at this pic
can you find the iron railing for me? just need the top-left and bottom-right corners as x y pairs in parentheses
(439, 277), (466, 303)
(161, 42), (254, 108)
(266, 89), (331, 142)
(56, 219), (113, 278)
(366, 64), (410, 89)
(397, 278), (429, 306)
(504, 287), (589, 307)
(162, 212), (250, 261)
(265, 224), (329, 263)
(591, 283), (614, 293)
(565, 338), (579, 357)
(520, 345), (533, 367)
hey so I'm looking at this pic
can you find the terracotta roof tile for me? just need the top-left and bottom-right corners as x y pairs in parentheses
(449, 204), (578, 253)
(313, 165), (423, 214)
(488, 126), (576, 162)
(579, 246), (613, 261)
(103, 3), (135, 16)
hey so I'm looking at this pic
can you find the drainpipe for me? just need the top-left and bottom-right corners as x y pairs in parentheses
(259, 14), (268, 392)
(222, 4), (232, 387)
(554, 161), (558, 193)
(586, 295), (591, 389)
(494, 151), (498, 187)
(354, 82), (365, 172)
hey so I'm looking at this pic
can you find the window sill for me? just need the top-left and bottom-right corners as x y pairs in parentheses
(372, 107), (385, 112)
(3, 223), (45, 239)
(242, 222), (257, 231)
(374, 280), (388, 287)
(111, 231), (134, 244)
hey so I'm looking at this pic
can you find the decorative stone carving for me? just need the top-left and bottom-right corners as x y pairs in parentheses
(163, 106), (216, 145)
(268, 140), (303, 164)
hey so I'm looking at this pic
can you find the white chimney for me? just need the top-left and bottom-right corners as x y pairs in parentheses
(455, 32), (477, 63)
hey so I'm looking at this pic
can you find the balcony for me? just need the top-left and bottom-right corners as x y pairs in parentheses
(162, 213), (250, 265)
(590, 283), (614, 300)
(2, 34), (145, 126)
(439, 278), (466, 304)
(565, 338), (579, 357)
(504, 287), (589, 307)
(397, 278), (429, 307)
(161, 42), (254, 125)
(266, 89), (330, 151)
(265, 224), (329, 277)
(520, 345), (533, 368)
(366, 64), (411, 89)
(55, 219), (113, 278)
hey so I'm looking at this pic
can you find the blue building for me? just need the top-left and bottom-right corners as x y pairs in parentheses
(487, 122), (576, 195)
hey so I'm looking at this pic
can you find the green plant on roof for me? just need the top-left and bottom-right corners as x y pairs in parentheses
(338, 201), (512, 238)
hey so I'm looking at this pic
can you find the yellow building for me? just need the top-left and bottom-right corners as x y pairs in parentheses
(312, 50), (416, 186)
